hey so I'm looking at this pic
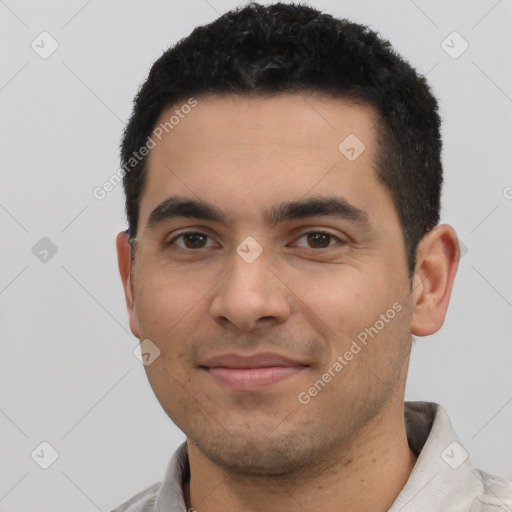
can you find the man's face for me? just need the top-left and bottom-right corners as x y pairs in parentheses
(125, 94), (415, 475)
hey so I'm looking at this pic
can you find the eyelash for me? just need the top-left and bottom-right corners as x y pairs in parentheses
(165, 230), (347, 251)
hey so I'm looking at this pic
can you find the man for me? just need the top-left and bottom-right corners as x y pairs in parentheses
(113, 2), (512, 511)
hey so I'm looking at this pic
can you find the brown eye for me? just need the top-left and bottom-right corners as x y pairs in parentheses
(292, 231), (345, 249)
(167, 232), (213, 249)
(306, 232), (331, 249)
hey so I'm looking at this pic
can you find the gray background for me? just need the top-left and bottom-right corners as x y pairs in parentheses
(1, 0), (511, 510)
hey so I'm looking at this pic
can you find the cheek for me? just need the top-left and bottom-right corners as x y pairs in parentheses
(280, 267), (373, 350)
(134, 267), (201, 340)
(305, 267), (404, 343)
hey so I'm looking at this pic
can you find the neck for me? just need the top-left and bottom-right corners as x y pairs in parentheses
(184, 400), (417, 512)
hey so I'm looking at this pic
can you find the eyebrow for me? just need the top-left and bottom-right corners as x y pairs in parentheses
(146, 195), (371, 231)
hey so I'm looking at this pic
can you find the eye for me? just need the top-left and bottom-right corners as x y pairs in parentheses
(164, 230), (346, 252)
(165, 231), (216, 250)
(290, 231), (346, 250)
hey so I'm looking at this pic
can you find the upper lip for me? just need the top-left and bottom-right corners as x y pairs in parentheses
(200, 352), (307, 369)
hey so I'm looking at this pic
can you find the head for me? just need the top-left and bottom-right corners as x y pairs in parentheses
(116, 2), (459, 476)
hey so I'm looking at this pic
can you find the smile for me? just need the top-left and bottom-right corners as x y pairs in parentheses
(203, 366), (307, 391)
(200, 352), (309, 391)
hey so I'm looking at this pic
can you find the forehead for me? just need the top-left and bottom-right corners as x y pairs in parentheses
(152, 93), (378, 155)
(138, 93), (389, 232)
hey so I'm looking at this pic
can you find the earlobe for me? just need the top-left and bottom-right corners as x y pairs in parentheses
(116, 230), (140, 338)
(410, 224), (460, 337)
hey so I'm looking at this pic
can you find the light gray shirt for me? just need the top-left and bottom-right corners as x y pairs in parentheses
(112, 401), (512, 511)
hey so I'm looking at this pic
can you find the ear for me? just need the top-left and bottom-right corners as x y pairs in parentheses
(410, 224), (460, 337)
(116, 231), (140, 339)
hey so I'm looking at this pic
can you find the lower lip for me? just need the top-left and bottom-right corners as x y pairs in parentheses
(204, 366), (306, 390)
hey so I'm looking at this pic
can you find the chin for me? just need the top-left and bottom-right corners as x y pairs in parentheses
(189, 424), (326, 477)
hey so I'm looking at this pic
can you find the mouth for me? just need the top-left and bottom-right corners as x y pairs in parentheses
(200, 352), (309, 391)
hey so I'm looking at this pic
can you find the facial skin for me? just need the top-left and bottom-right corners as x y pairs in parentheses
(117, 93), (459, 512)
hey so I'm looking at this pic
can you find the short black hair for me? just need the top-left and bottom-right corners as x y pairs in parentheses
(120, 1), (442, 277)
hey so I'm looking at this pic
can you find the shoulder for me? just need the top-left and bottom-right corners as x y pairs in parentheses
(110, 482), (162, 512)
(473, 469), (512, 510)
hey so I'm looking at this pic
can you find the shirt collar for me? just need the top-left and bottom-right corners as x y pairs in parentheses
(389, 401), (482, 511)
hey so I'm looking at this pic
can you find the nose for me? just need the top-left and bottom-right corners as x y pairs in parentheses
(209, 250), (291, 332)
